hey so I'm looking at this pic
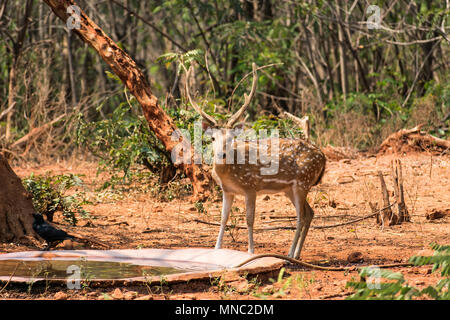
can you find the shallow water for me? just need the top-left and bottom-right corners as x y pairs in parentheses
(0, 259), (187, 280)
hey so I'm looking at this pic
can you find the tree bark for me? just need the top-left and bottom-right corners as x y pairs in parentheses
(6, 61), (17, 141)
(377, 171), (396, 226)
(42, 0), (212, 200)
(335, 1), (348, 100)
(0, 153), (36, 242)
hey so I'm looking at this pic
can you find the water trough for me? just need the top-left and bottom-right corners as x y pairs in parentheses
(0, 248), (284, 286)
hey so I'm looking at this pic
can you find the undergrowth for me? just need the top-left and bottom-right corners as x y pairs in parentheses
(346, 243), (449, 300)
(22, 172), (91, 225)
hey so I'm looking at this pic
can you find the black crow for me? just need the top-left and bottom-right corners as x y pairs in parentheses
(32, 213), (75, 250)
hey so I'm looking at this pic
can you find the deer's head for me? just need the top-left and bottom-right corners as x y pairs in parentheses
(185, 63), (258, 164)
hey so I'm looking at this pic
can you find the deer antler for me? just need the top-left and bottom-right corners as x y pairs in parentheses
(185, 66), (218, 126)
(226, 63), (258, 128)
(274, 102), (310, 141)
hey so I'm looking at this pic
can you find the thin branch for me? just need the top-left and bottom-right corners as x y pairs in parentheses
(109, 0), (187, 52)
(401, 39), (441, 108)
(193, 202), (397, 231)
(186, 2), (218, 66)
(256, 91), (302, 102)
(0, 102), (15, 121)
(227, 63), (284, 111)
(295, 51), (324, 105)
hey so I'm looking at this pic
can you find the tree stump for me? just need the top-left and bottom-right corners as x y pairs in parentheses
(390, 159), (410, 223)
(377, 171), (397, 226)
(374, 159), (410, 227)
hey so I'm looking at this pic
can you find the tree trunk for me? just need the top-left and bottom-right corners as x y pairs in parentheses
(335, 1), (348, 100)
(42, 0), (212, 200)
(0, 153), (36, 242)
(5, 61), (17, 141)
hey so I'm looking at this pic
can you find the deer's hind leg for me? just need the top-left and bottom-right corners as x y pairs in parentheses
(285, 187), (307, 258)
(293, 200), (314, 259)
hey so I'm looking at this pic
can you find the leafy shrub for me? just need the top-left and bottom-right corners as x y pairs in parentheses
(346, 243), (449, 300)
(75, 93), (175, 190)
(22, 173), (90, 225)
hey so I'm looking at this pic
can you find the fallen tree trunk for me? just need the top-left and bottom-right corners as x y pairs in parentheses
(42, 0), (212, 200)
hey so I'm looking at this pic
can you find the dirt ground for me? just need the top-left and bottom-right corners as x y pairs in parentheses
(1, 152), (449, 300)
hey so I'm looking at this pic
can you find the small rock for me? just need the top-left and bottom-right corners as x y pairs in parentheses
(124, 291), (138, 300)
(426, 209), (448, 220)
(82, 221), (95, 227)
(347, 252), (364, 263)
(111, 288), (124, 300)
(272, 292), (284, 299)
(262, 285), (274, 294)
(408, 267), (420, 274)
(135, 295), (153, 300)
(62, 240), (74, 250)
(234, 281), (255, 294)
(54, 291), (68, 300)
(263, 195), (270, 201)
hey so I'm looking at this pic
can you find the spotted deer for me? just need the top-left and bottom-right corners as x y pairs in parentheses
(186, 63), (326, 259)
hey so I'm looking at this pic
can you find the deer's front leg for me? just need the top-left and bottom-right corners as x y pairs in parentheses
(245, 192), (257, 254)
(215, 192), (235, 250)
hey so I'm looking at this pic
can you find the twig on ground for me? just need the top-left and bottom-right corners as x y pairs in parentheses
(232, 252), (415, 271)
(193, 202), (397, 231)
(319, 292), (354, 299)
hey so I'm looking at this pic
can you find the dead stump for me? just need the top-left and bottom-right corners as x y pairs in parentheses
(372, 159), (410, 227)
